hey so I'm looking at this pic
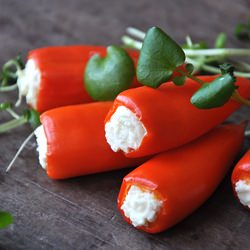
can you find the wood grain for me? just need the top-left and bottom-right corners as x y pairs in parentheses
(0, 0), (250, 249)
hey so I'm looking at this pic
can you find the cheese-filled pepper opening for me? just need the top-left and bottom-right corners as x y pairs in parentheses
(105, 75), (250, 158)
(118, 123), (245, 233)
(231, 150), (250, 210)
(34, 102), (147, 179)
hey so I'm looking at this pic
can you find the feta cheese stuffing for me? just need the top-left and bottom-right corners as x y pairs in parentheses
(17, 59), (41, 109)
(34, 125), (47, 169)
(105, 106), (147, 153)
(121, 185), (163, 227)
(235, 180), (250, 208)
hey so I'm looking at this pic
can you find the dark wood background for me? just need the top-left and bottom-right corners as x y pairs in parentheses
(0, 0), (250, 249)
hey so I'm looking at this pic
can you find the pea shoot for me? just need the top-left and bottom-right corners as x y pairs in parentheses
(126, 26), (250, 109)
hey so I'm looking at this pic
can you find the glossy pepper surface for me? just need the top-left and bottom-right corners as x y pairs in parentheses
(27, 46), (140, 113)
(105, 75), (250, 157)
(118, 123), (245, 233)
(40, 102), (146, 179)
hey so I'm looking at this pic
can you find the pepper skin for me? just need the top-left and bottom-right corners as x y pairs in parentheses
(118, 123), (245, 233)
(105, 75), (250, 158)
(27, 46), (140, 113)
(40, 102), (147, 179)
(231, 150), (250, 210)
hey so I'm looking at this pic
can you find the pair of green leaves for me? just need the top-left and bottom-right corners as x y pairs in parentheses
(0, 211), (13, 229)
(136, 27), (237, 109)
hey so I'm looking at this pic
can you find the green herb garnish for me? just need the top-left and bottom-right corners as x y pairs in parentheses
(84, 45), (135, 101)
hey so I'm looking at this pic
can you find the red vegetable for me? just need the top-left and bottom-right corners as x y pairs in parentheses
(25, 46), (140, 113)
(231, 149), (250, 210)
(105, 75), (250, 157)
(39, 102), (147, 179)
(118, 123), (245, 233)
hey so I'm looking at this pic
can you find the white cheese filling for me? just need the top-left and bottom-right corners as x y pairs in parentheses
(34, 125), (47, 169)
(235, 180), (250, 208)
(105, 106), (147, 153)
(17, 59), (41, 109)
(121, 185), (163, 227)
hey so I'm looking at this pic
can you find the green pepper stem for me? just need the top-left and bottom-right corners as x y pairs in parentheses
(0, 84), (18, 92)
(0, 116), (27, 134)
(6, 131), (35, 172)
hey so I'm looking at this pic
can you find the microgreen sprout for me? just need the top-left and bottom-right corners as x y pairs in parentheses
(122, 26), (250, 78)
(134, 26), (250, 109)
(235, 17), (250, 41)
(0, 56), (24, 92)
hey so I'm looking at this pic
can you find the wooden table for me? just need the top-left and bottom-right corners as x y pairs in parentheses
(0, 0), (250, 249)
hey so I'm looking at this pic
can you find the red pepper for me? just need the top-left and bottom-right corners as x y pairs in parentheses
(118, 123), (245, 233)
(40, 102), (147, 179)
(105, 75), (250, 158)
(26, 46), (140, 113)
(231, 150), (250, 210)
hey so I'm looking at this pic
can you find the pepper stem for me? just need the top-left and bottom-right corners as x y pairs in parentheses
(6, 131), (35, 172)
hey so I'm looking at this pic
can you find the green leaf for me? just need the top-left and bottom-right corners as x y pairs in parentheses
(24, 109), (41, 129)
(185, 63), (194, 74)
(0, 211), (13, 229)
(84, 45), (135, 101)
(190, 74), (236, 109)
(173, 76), (186, 86)
(215, 32), (227, 48)
(137, 27), (185, 88)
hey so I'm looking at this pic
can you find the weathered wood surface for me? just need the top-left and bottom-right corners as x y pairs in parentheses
(0, 0), (250, 249)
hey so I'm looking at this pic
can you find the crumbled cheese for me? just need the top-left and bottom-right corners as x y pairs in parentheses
(121, 185), (163, 227)
(235, 180), (250, 208)
(105, 106), (147, 153)
(34, 125), (47, 169)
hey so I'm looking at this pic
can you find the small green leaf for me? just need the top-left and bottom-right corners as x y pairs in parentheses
(84, 45), (135, 101)
(137, 27), (185, 88)
(215, 32), (227, 48)
(191, 74), (236, 109)
(0, 211), (13, 229)
(0, 102), (13, 111)
(185, 63), (194, 74)
(173, 76), (186, 86)
(24, 109), (41, 129)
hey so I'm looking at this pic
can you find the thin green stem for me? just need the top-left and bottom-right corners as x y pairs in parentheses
(6, 108), (20, 119)
(175, 68), (206, 85)
(6, 131), (35, 172)
(186, 58), (250, 78)
(0, 84), (18, 92)
(184, 48), (250, 57)
(126, 27), (145, 40)
(232, 90), (250, 106)
(121, 36), (142, 50)
(0, 116), (27, 134)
